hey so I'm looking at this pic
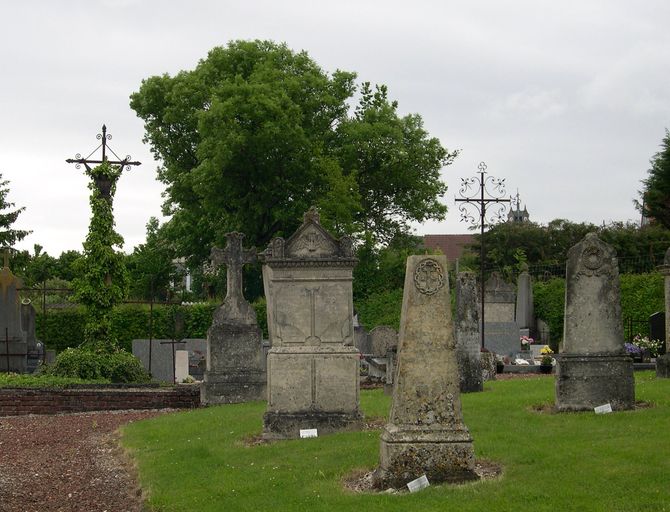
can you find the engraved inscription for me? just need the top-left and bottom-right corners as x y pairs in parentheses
(414, 259), (445, 295)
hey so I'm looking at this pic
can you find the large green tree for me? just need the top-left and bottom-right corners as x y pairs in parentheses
(0, 173), (31, 247)
(638, 129), (670, 228)
(130, 40), (456, 262)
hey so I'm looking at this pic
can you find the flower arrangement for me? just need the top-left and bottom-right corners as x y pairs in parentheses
(632, 334), (663, 358)
(520, 335), (534, 349)
(540, 345), (553, 355)
(624, 342), (643, 355)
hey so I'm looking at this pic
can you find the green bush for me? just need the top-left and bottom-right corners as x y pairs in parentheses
(355, 288), (404, 331)
(46, 348), (151, 383)
(37, 300), (269, 352)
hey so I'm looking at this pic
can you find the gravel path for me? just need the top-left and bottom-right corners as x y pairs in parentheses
(0, 410), (170, 512)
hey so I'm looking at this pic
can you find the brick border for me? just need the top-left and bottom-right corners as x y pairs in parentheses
(0, 385), (201, 416)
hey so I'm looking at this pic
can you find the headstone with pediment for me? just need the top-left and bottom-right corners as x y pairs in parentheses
(261, 207), (361, 439)
(200, 232), (266, 404)
(0, 255), (28, 373)
(556, 233), (634, 410)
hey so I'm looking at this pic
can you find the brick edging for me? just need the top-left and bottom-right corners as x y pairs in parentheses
(0, 385), (201, 416)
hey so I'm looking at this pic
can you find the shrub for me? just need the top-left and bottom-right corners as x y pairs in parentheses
(46, 348), (151, 383)
(355, 288), (403, 331)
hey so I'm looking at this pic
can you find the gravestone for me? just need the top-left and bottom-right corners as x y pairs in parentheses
(365, 325), (397, 382)
(201, 232), (266, 404)
(454, 272), (483, 392)
(656, 247), (670, 377)
(261, 207), (361, 439)
(649, 311), (665, 350)
(0, 255), (27, 373)
(132, 338), (206, 382)
(556, 233), (634, 410)
(515, 263), (534, 334)
(483, 272), (519, 356)
(175, 350), (190, 382)
(374, 255), (477, 489)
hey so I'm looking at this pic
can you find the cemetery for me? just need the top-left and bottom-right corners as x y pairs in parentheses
(1, 31), (669, 512)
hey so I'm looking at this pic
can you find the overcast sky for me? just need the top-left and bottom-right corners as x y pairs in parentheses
(2, 0), (668, 256)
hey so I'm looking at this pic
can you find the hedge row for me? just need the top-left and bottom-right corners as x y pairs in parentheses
(37, 300), (268, 353)
(355, 272), (665, 346)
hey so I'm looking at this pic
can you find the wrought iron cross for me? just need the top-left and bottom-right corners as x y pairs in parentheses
(65, 125), (141, 200)
(210, 232), (257, 303)
(455, 161), (512, 349)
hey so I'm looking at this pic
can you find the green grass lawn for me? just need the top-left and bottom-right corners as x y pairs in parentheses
(122, 372), (670, 512)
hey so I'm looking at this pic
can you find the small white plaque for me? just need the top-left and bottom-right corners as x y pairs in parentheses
(594, 403), (613, 414)
(299, 428), (318, 438)
(407, 474), (430, 493)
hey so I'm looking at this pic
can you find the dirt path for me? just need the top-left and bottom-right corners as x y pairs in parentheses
(0, 410), (169, 512)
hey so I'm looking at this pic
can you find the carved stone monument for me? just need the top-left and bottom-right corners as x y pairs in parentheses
(261, 207), (361, 439)
(0, 255), (27, 373)
(656, 247), (670, 378)
(556, 233), (634, 411)
(374, 255), (477, 488)
(455, 272), (483, 392)
(201, 232), (266, 404)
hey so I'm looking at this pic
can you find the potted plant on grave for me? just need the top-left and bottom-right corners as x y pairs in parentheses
(539, 355), (554, 374)
(520, 335), (533, 352)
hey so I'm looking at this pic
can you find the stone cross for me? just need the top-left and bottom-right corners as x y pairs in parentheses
(210, 232), (257, 304)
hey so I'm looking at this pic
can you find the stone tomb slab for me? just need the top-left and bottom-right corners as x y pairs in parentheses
(483, 322), (520, 357)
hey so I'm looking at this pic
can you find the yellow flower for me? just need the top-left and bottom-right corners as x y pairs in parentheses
(540, 345), (553, 355)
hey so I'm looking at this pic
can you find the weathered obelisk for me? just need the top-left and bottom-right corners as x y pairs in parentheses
(374, 255), (478, 488)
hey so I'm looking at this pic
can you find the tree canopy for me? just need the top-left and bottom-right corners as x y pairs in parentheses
(638, 129), (670, 228)
(0, 173), (30, 248)
(131, 40), (456, 263)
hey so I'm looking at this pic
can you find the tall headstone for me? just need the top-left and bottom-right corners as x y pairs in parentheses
(483, 272), (519, 356)
(556, 233), (634, 410)
(0, 255), (27, 373)
(656, 247), (670, 377)
(515, 263), (534, 335)
(261, 207), (361, 439)
(201, 232), (266, 404)
(454, 272), (483, 392)
(374, 255), (477, 488)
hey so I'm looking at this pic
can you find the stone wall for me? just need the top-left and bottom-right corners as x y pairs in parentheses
(0, 385), (200, 416)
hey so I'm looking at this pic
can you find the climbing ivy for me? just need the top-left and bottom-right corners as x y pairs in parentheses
(72, 161), (129, 351)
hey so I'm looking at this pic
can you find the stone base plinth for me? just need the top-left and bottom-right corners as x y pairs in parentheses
(263, 345), (361, 439)
(656, 354), (670, 378)
(457, 352), (483, 393)
(200, 370), (266, 404)
(374, 426), (478, 489)
(262, 410), (362, 439)
(556, 353), (634, 411)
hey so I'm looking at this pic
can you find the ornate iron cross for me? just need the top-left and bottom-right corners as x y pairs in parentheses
(455, 161), (513, 349)
(210, 232), (257, 303)
(65, 125), (141, 201)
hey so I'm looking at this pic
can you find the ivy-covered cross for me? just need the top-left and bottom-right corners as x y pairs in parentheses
(65, 124), (141, 200)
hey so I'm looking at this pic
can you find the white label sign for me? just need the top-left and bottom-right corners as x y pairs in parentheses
(299, 428), (318, 438)
(407, 474), (430, 493)
(594, 403), (613, 414)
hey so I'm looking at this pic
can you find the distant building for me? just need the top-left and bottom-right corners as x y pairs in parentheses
(507, 191), (530, 223)
(423, 234), (476, 263)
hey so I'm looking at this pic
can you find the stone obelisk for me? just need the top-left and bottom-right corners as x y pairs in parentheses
(374, 255), (478, 489)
